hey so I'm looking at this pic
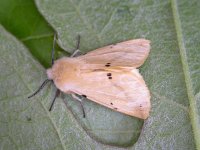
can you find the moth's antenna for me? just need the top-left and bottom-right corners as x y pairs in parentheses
(51, 32), (57, 66)
(28, 33), (59, 110)
(28, 79), (52, 98)
(49, 89), (60, 111)
(76, 34), (80, 50)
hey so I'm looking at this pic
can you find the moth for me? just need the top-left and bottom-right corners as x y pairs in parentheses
(29, 34), (151, 119)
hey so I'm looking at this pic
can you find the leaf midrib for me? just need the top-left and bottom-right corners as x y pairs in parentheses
(171, 0), (200, 149)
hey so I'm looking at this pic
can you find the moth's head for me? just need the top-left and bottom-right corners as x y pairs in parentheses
(46, 57), (70, 80)
(46, 57), (78, 92)
(28, 58), (68, 111)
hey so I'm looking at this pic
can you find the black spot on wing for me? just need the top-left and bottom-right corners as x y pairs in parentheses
(107, 73), (112, 76)
(106, 72), (112, 79)
(105, 63), (111, 67)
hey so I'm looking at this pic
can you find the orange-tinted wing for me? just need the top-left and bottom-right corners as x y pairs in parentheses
(70, 68), (150, 119)
(79, 39), (150, 68)
(48, 39), (151, 119)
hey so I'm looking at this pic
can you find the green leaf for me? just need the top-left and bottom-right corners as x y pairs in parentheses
(0, 25), (111, 150)
(171, 0), (200, 148)
(0, 0), (66, 68)
(0, 0), (199, 149)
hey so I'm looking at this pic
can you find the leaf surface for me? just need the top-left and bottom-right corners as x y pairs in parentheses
(0, 0), (199, 149)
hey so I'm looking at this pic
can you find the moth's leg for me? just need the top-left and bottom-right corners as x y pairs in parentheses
(71, 94), (86, 118)
(51, 32), (58, 65)
(28, 79), (52, 98)
(70, 35), (82, 57)
(49, 89), (60, 111)
(75, 34), (80, 50)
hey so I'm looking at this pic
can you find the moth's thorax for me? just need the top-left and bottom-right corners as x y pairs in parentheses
(47, 57), (81, 92)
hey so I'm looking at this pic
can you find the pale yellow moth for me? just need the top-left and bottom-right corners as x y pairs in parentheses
(29, 36), (151, 119)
